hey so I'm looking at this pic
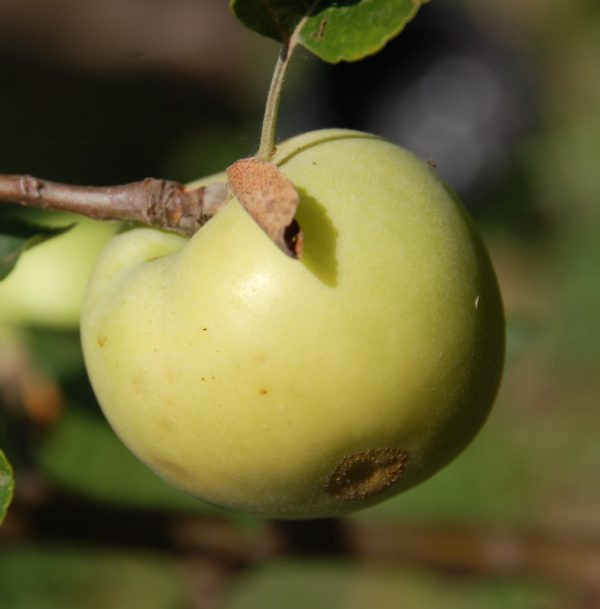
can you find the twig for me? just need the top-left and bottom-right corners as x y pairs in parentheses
(0, 175), (228, 235)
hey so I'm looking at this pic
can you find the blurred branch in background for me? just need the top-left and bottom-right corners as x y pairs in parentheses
(2, 485), (600, 606)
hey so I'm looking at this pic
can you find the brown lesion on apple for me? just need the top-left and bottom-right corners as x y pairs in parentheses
(97, 334), (107, 347)
(259, 387), (269, 395)
(326, 447), (409, 501)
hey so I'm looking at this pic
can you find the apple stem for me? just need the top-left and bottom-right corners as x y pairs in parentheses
(0, 175), (228, 235)
(256, 45), (293, 161)
(256, 16), (308, 162)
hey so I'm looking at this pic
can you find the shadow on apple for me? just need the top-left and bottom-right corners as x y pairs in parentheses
(296, 187), (339, 287)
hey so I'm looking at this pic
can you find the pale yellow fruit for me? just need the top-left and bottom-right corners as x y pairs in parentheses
(0, 216), (118, 329)
(81, 129), (504, 518)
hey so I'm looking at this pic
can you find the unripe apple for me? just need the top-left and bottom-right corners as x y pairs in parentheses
(81, 129), (504, 518)
(0, 215), (118, 329)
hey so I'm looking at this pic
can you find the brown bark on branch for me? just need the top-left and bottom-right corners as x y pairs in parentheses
(3, 486), (600, 594)
(0, 174), (228, 236)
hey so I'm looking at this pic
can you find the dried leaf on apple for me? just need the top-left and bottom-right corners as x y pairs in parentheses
(227, 158), (303, 258)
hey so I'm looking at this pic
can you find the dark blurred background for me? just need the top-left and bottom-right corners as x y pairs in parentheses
(1, 1), (599, 608)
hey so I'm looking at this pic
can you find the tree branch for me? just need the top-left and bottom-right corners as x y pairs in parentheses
(0, 175), (228, 236)
(3, 485), (600, 593)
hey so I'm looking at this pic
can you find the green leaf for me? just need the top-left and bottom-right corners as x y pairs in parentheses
(230, 0), (428, 63)
(300, 0), (427, 62)
(0, 217), (74, 281)
(231, 0), (306, 44)
(0, 449), (14, 526)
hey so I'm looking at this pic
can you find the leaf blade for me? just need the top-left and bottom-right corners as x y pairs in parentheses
(229, 0), (428, 63)
(300, 0), (427, 63)
(0, 449), (14, 526)
(229, 0), (306, 43)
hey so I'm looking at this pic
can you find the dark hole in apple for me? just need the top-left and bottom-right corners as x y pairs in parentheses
(283, 218), (303, 258)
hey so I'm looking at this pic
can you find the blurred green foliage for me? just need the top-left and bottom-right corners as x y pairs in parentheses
(1, 1), (599, 608)
(38, 406), (227, 515)
(0, 547), (187, 609)
(0, 448), (13, 524)
(222, 562), (565, 609)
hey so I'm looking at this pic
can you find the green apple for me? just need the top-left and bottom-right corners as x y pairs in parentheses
(81, 129), (504, 518)
(0, 215), (118, 329)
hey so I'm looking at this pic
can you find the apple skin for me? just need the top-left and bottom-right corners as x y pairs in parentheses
(0, 215), (118, 329)
(81, 129), (504, 518)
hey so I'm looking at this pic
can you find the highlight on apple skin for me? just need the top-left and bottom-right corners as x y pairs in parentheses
(81, 129), (505, 519)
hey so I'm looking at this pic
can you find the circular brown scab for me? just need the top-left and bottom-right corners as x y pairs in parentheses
(326, 447), (409, 501)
